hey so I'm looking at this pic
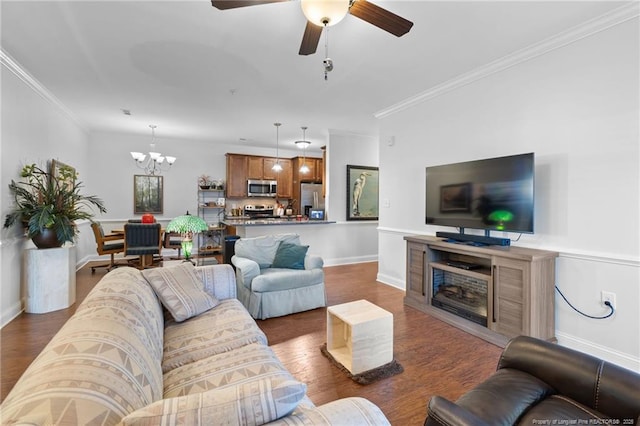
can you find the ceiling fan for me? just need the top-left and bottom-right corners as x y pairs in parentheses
(210, 0), (414, 56)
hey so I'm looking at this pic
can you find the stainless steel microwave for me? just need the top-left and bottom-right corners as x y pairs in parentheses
(247, 179), (277, 197)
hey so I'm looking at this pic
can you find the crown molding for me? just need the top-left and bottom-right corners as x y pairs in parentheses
(374, 2), (640, 120)
(1, 49), (88, 132)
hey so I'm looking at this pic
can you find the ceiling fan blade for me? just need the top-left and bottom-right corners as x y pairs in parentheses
(348, 0), (413, 37)
(299, 21), (323, 56)
(211, 0), (288, 10)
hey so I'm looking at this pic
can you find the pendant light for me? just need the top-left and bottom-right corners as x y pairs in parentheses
(295, 126), (311, 174)
(272, 122), (283, 172)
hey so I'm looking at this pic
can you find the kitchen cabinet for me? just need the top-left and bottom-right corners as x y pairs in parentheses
(247, 155), (279, 180)
(275, 158), (292, 198)
(404, 235), (557, 347)
(293, 157), (323, 183)
(226, 154), (248, 198)
(226, 153), (294, 199)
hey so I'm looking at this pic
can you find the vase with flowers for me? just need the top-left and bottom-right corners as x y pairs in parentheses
(3, 162), (106, 248)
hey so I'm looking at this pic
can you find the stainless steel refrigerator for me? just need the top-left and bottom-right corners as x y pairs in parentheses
(300, 183), (324, 216)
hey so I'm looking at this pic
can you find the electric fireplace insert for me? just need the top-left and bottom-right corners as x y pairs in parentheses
(431, 268), (488, 326)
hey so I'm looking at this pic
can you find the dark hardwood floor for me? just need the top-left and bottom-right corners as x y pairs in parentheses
(1, 261), (502, 425)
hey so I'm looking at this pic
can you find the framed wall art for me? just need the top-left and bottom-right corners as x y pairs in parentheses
(49, 159), (76, 190)
(134, 175), (163, 214)
(346, 165), (379, 221)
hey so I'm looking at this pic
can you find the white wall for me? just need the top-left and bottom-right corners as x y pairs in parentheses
(1, 61), (91, 326)
(0, 56), (381, 326)
(88, 131), (304, 221)
(376, 15), (640, 370)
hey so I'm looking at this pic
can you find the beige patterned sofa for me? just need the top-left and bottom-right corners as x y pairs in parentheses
(1, 264), (389, 425)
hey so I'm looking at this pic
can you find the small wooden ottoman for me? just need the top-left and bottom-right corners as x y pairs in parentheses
(326, 299), (393, 374)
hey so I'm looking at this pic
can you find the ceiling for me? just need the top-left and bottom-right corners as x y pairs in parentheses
(1, 1), (627, 151)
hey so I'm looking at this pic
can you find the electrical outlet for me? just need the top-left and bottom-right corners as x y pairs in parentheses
(601, 291), (616, 309)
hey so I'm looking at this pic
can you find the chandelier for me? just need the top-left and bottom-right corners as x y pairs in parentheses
(295, 126), (311, 174)
(130, 125), (176, 175)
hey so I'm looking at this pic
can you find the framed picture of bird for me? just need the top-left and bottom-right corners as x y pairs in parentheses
(347, 165), (379, 221)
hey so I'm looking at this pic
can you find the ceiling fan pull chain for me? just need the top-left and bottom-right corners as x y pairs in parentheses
(323, 23), (333, 81)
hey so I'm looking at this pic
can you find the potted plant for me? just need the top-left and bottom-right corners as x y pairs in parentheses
(3, 163), (106, 248)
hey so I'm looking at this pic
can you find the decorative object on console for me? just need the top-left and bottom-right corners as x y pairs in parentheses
(198, 174), (211, 189)
(272, 122), (283, 172)
(134, 174), (163, 214)
(130, 125), (176, 175)
(347, 165), (379, 221)
(295, 126), (311, 174)
(141, 213), (156, 223)
(166, 212), (209, 263)
(3, 161), (106, 248)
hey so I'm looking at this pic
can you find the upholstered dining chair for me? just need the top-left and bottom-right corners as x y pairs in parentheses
(124, 223), (162, 269)
(163, 231), (183, 259)
(90, 222), (126, 273)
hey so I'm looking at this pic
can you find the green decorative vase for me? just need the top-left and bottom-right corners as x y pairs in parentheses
(32, 228), (63, 249)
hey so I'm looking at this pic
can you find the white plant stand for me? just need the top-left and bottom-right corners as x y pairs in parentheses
(24, 246), (76, 313)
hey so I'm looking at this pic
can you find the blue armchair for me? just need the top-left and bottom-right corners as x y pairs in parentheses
(231, 233), (326, 320)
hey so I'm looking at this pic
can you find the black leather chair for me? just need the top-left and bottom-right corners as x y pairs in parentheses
(425, 335), (640, 425)
(124, 223), (162, 269)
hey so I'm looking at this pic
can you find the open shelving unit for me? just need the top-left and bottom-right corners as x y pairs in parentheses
(197, 188), (225, 265)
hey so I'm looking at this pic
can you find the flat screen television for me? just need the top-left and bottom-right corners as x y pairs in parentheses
(425, 153), (534, 244)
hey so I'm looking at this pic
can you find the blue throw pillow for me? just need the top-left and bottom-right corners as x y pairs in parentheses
(271, 242), (309, 270)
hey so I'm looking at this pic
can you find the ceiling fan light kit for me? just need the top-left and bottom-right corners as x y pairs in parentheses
(211, 0), (413, 78)
(300, 0), (349, 27)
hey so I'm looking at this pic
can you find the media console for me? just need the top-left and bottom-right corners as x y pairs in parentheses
(404, 234), (558, 347)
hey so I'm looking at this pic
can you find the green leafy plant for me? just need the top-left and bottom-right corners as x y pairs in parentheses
(3, 163), (106, 245)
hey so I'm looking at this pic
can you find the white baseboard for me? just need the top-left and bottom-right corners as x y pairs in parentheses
(376, 273), (405, 291)
(1, 301), (24, 328)
(555, 331), (640, 373)
(323, 255), (377, 267)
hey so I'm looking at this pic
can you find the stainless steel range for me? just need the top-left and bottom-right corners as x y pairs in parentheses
(243, 204), (277, 218)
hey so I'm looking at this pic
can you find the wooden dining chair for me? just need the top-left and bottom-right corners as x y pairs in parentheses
(90, 222), (126, 273)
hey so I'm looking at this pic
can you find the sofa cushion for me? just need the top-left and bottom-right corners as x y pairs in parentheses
(163, 342), (295, 398)
(271, 242), (309, 269)
(251, 268), (324, 292)
(268, 397), (391, 426)
(518, 395), (610, 424)
(456, 368), (555, 424)
(142, 262), (219, 322)
(234, 234), (301, 268)
(121, 377), (306, 426)
(162, 299), (268, 373)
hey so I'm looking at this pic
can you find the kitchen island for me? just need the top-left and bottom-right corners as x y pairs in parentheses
(222, 218), (335, 227)
(221, 217), (375, 267)
(222, 218), (335, 238)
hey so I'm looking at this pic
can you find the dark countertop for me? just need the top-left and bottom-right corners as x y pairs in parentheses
(222, 218), (335, 227)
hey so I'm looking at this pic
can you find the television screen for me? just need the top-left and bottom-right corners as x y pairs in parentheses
(425, 153), (534, 234)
